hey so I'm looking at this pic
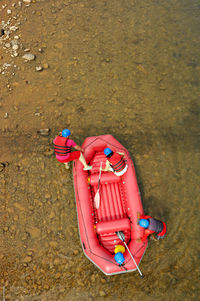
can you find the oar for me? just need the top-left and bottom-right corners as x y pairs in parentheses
(94, 162), (102, 209)
(116, 231), (144, 278)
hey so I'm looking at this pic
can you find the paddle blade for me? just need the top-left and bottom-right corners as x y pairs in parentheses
(94, 190), (100, 209)
(116, 231), (125, 242)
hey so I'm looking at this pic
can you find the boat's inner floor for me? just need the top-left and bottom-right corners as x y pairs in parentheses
(89, 153), (131, 253)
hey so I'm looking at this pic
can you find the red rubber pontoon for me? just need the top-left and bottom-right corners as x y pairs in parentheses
(73, 135), (148, 275)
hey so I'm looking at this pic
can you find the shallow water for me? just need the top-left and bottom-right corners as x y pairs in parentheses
(0, 0), (200, 300)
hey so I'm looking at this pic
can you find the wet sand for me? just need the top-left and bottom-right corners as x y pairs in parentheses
(0, 0), (200, 300)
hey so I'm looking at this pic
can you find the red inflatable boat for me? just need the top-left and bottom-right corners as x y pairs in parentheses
(73, 135), (148, 275)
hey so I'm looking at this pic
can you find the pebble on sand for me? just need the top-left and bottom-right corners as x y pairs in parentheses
(12, 44), (19, 51)
(22, 53), (35, 61)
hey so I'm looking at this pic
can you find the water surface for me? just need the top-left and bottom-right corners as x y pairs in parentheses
(0, 0), (199, 300)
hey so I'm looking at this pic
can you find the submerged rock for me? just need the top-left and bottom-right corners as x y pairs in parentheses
(0, 163), (6, 172)
(23, 256), (32, 263)
(0, 162), (9, 172)
(37, 128), (51, 136)
(35, 66), (43, 72)
(43, 148), (54, 156)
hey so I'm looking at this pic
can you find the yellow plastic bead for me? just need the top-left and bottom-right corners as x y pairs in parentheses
(114, 245), (125, 254)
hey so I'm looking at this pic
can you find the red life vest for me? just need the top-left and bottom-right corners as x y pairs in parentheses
(148, 218), (164, 233)
(140, 214), (166, 242)
(54, 136), (71, 156)
(107, 152), (126, 173)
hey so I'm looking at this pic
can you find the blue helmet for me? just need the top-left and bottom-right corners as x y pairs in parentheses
(114, 252), (125, 265)
(104, 147), (112, 156)
(139, 219), (149, 229)
(62, 129), (71, 137)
